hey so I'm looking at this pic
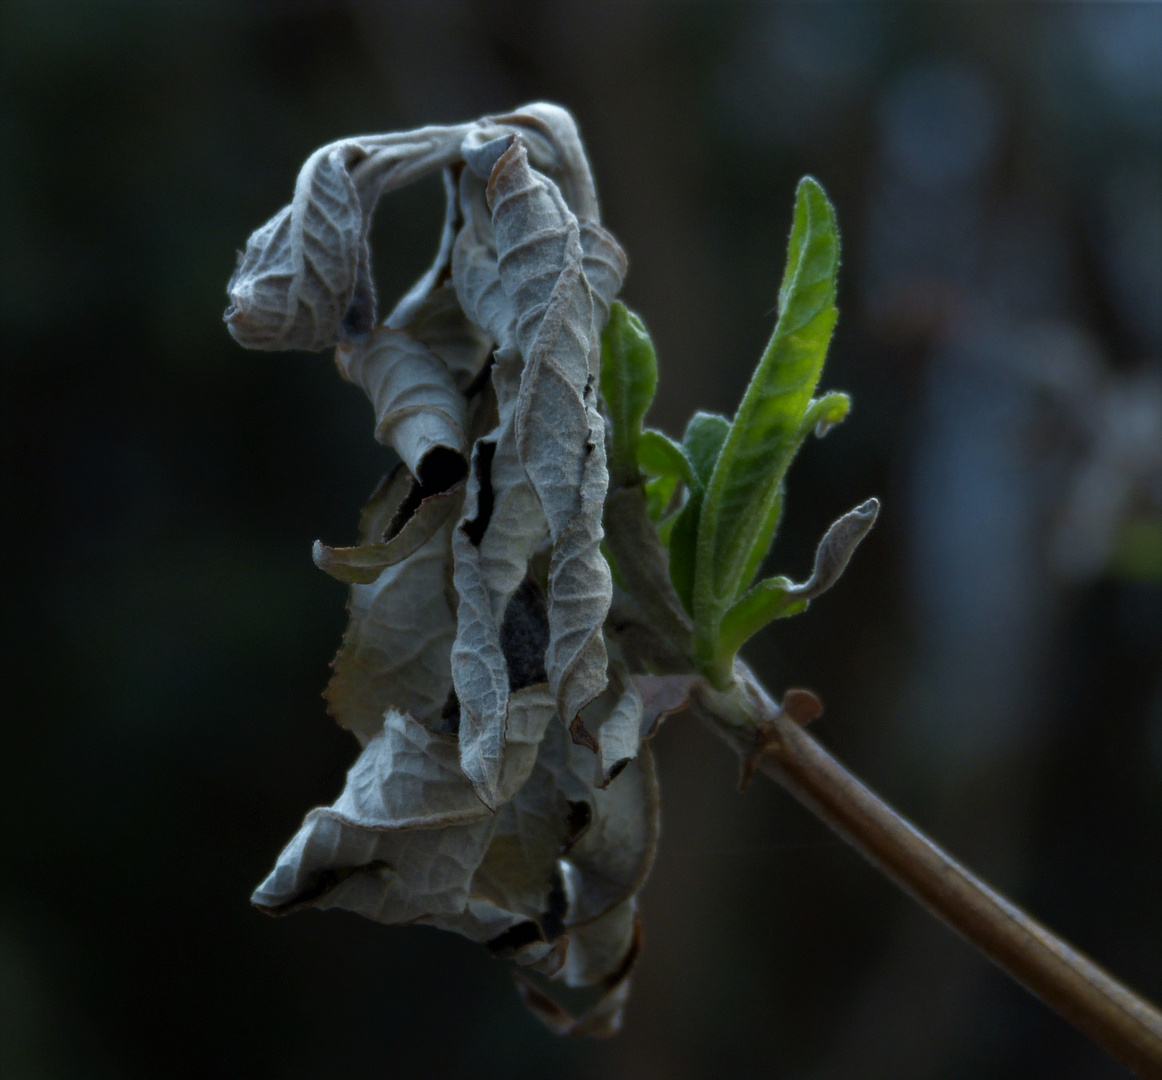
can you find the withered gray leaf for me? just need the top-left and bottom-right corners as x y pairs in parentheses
(226, 124), (476, 353)
(252, 708), (494, 922)
(312, 480), (464, 585)
(562, 898), (639, 991)
(450, 441), (515, 806)
(450, 350), (549, 805)
(486, 138), (613, 733)
(326, 522), (456, 743)
(513, 907), (641, 1038)
(452, 170), (516, 348)
(562, 740), (660, 927)
(225, 142), (372, 352)
(335, 326), (467, 480)
(485, 103), (600, 222)
(580, 661), (645, 788)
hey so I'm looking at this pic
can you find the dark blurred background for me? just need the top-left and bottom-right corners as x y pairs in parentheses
(3, 2), (1160, 1077)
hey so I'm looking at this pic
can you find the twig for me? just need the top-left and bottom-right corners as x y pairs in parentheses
(692, 669), (1162, 1079)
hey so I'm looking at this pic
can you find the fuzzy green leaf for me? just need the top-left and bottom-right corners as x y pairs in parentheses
(637, 430), (692, 483)
(601, 302), (658, 486)
(693, 177), (840, 677)
(681, 412), (731, 485)
(644, 473), (680, 522)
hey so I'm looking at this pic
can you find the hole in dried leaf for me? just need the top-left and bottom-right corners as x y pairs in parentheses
(541, 868), (569, 941)
(486, 920), (546, 958)
(461, 441), (497, 547)
(389, 447), (468, 539)
(500, 577), (550, 690)
(431, 687), (461, 736)
(563, 801), (593, 850)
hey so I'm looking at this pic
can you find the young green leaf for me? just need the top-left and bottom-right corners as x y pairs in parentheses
(682, 412), (731, 484)
(644, 473), (680, 522)
(665, 412), (732, 614)
(600, 302), (659, 486)
(693, 176), (841, 678)
(637, 429), (692, 483)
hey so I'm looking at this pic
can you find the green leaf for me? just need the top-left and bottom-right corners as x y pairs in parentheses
(667, 488), (703, 615)
(736, 483), (784, 592)
(637, 429), (692, 483)
(693, 176), (841, 680)
(800, 391), (851, 439)
(716, 577), (807, 661)
(600, 301), (658, 486)
(663, 413), (731, 615)
(644, 472), (680, 522)
(681, 412), (731, 485)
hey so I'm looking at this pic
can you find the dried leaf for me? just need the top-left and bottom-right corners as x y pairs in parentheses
(225, 142), (372, 352)
(335, 327), (467, 480)
(581, 668), (644, 788)
(562, 899), (639, 989)
(633, 674), (699, 740)
(450, 443), (515, 807)
(513, 909), (641, 1037)
(326, 522), (456, 743)
(486, 102), (600, 222)
(252, 708), (493, 922)
(486, 137), (615, 734)
(556, 739), (660, 927)
(452, 169), (517, 347)
(312, 480), (464, 585)
(450, 356), (550, 805)
(226, 125), (475, 352)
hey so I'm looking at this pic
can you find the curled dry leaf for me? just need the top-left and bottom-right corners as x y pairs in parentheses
(335, 327), (467, 480)
(487, 138), (622, 735)
(226, 124), (477, 352)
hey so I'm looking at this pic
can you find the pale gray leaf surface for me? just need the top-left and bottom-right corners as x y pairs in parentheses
(326, 522), (456, 743)
(452, 170), (516, 347)
(450, 345), (549, 804)
(513, 908), (640, 1037)
(450, 441), (512, 806)
(563, 740), (660, 927)
(486, 103), (600, 221)
(486, 140), (616, 732)
(225, 142), (370, 352)
(579, 220), (628, 349)
(425, 716), (576, 964)
(335, 326), (467, 478)
(406, 282), (494, 391)
(252, 708), (494, 923)
(226, 125), (477, 353)
(562, 897), (638, 989)
(587, 673), (644, 789)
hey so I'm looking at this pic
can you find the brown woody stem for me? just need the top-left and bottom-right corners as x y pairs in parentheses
(694, 670), (1162, 1079)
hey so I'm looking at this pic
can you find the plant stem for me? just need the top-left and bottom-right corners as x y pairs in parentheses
(694, 669), (1162, 1079)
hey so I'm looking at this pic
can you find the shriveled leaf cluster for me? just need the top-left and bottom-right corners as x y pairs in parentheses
(231, 104), (653, 1034)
